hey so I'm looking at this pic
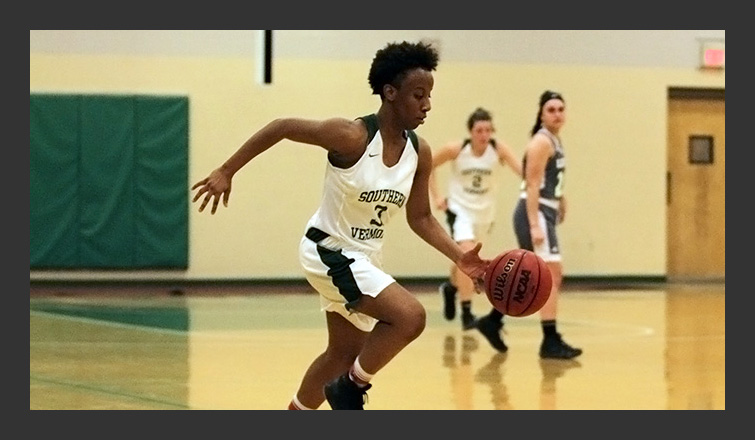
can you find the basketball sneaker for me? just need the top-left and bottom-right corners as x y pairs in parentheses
(324, 373), (372, 410)
(439, 281), (457, 320)
(475, 314), (508, 352)
(461, 313), (478, 330)
(539, 333), (582, 359)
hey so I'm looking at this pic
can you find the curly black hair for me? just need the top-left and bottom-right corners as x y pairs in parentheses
(368, 41), (439, 98)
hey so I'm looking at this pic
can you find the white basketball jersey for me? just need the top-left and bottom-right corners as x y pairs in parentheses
(305, 115), (419, 258)
(446, 140), (500, 224)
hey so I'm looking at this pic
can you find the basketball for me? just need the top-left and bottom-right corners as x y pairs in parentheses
(483, 249), (552, 317)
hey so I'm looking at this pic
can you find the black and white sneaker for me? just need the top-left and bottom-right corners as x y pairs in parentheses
(324, 374), (372, 410)
(462, 313), (478, 330)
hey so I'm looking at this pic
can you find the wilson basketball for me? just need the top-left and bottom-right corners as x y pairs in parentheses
(483, 249), (552, 317)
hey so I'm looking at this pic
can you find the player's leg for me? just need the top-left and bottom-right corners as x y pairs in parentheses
(440, 209), (459, 320)
(301, 240), (425, 410)
(476, 201), (533, 352)
(289, 312), (368, 410)
(448, 215), (481, 329)
(440, 264), (457, 320)
(534, 212), (581, 359)
(325, 282), (426, 409)
(351, 282), (427, 373)
(295, 234), (385, 409)
(455, 239), (480, 330)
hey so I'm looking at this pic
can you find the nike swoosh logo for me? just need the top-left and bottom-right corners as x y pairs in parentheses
(368, 153), (379, 157)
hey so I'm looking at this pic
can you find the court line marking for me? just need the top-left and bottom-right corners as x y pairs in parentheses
(30, 310), (659, 340)
(30, 310), (324, 342)
(30, 310), (187, 336)
(35, 306), (724, 343)
(30, 373), (193, 409)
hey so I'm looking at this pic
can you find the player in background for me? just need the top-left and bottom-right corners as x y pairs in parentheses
(429, 107), (522, 330)
(475, 91), (582, 360)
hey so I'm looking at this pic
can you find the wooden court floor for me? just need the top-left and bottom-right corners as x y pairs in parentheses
(30, 282), (725, 410)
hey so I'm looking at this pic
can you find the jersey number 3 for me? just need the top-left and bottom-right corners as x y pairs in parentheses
(370, 205), (388, 227)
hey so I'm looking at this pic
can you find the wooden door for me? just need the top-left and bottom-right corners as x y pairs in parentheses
(667, 89), (725, 282)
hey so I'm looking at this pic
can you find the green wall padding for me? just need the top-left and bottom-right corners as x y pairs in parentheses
(30, 95), (80, 266)
(134, 97), (189, 267)
(30, 94), (189, 269)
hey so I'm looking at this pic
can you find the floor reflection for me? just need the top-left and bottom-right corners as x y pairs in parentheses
(30, 283), (725, 410)
(538, 358), (582, 410)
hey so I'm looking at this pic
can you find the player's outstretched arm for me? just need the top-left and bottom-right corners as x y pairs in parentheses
(191, 117), (364, 214)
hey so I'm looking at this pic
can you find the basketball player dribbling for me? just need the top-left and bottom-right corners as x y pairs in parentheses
(190, 41), (490, 410)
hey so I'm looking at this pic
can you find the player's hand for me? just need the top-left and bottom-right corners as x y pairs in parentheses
(557, 198), (567, 224)
(558, 206), (566, 224)
(457, 242), (490, 284)
(530, 225), (546, 247)
(434, 197), (448, 212)
(191, 168), (232, 214)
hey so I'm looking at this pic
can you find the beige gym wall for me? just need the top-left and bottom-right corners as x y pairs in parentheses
(29, 49), (724, 281)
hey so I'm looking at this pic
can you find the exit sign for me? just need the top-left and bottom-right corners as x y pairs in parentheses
(700, 39), (725, 69)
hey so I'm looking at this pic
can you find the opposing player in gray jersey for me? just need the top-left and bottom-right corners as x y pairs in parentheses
(476, 90), (582, 360)
(429, 108), (521, 330)
(191, 41), (489, 410)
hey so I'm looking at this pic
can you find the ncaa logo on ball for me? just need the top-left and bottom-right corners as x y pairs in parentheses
(492, 258), (516, 301)
(513, 269), (531, 303)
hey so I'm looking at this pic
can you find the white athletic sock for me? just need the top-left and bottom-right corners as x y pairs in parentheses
(348, 357), (374, 388)
(289, 394), (315, 410)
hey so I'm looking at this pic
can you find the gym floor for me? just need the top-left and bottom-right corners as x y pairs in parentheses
(29, 281), (725, 410)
